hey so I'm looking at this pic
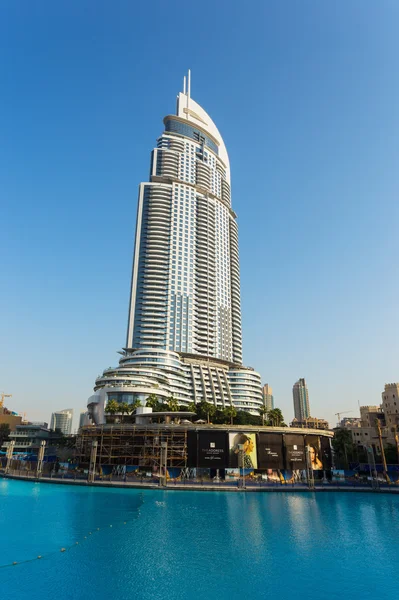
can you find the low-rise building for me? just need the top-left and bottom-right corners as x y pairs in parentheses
(360, 405), (384, 427)
(0, 407), (22, 430)
(2, 424), (52, 457)
(340, 417), (361, 428)
(346, 390), (399, 448)
(290, 417), (330, 430)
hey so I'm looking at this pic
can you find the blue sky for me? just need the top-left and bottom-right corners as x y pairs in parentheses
(1, 1), (398, 430)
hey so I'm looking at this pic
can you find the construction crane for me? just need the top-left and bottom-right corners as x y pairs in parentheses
(0, 392), (12, 409)
(335, 410), (353, 425)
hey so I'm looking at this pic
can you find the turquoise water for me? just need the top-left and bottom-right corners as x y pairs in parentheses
(1, 480), (399, 600)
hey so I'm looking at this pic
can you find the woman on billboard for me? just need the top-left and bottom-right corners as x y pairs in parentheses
(231, 434), (256, 468)
(307, 444), (323, 470)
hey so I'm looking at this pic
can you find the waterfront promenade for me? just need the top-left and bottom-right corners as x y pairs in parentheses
(2, 470), (399, 494)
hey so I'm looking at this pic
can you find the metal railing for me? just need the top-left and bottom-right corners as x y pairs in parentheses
(1, 467), (398, 493)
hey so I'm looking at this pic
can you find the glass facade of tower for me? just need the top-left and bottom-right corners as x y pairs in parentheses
(88, 79), (263, 423)
(126, 101), (242, 364)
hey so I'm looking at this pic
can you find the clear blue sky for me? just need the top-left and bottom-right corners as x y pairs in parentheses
(1, 1), (398, 430)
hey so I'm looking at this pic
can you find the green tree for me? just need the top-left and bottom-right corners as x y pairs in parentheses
(266, 408), (286, 427)
(129, 399), (142, 415)
(224, 406), (237, 425)
(167, 395), (179, 412)
(187, 402), (197, 414)
(235, 410), (262, 426)
(332, 428), (353, 469)
(146, 394), (164, 414)
(119, 402), (130, 422)
(146, 394), (159, 409)
(105, 399), (119, 415)
(197, 400), (216, 424)
(384, 443), (399, 465)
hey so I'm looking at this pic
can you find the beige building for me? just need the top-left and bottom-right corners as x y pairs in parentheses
(262, 384), (274, 411)
(381, 383), (399, 429)
(0, 408), (22, 430)
(348, 388), (399, 448)
(360, 405), (384, 427)
(290, 416), (330, 430)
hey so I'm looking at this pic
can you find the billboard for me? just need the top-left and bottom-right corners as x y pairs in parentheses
(284, 434), (305, 469)
(257, 433), (284, 469)
(197, 432), (228, 468)
(228, 432), (257, 469)
(304, 435), (323, 471)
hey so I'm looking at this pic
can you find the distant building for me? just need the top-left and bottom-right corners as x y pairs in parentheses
(381, 383), (399, 429)
(0, 407), (22, 430)
(360, 405), (384, 427)
(293, 378), (310, 421)
(346, 390), (399, 448)
(79, 411), (89, 429)
(290, 416), (330, 430)
(340, 417), (361, 429)
(50, 409), (73, 435)
(262, 384), (274, 411)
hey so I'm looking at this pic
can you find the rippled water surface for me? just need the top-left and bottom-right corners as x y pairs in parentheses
(1, 479), (399, 600)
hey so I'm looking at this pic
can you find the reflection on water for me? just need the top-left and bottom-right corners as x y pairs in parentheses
(1, 482), (399, 600)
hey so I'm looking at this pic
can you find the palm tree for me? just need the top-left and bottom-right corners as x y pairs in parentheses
(223, 406), (237, 425)
(332, 428), (353, 469)
(129, 399), (142, 415)
(187, 402), (197, 415)
(197, 400), (216, 424)
(167, 395), (179, 412)
(146, 394), (161, 412)
(267, 408), (285, 427)
(258, 406), (268, 426)
(119, 402), (130, 422)
(104, 399), (119, 423)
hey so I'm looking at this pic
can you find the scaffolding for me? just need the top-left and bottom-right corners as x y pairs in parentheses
(76, 425), (188, 472)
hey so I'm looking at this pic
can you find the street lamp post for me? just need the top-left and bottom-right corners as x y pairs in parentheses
(88, 440), (98, 483)
(4, 440), (15, 474)
(36, 440), (46, 478)
(363, 444), (378, 490)
(237, 444), (246, 489)
(375, 419), (387, 477)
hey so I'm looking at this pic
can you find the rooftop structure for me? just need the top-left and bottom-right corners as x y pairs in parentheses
(290, 416), (330, 430)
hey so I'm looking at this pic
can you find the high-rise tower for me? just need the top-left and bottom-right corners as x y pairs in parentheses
(50, 409), (73, 435)
(262, 384), (274, 411)
(88, 73), (262, 424)
(293, 378), (310, 421)
(126, 71), (242, 363)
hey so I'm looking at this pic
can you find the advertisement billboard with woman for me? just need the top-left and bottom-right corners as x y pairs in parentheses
(229, 432), (257, 468)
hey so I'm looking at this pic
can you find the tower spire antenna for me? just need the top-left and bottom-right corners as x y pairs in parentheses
(186, 69), (191, 114)
(183, 75), (186, 95)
